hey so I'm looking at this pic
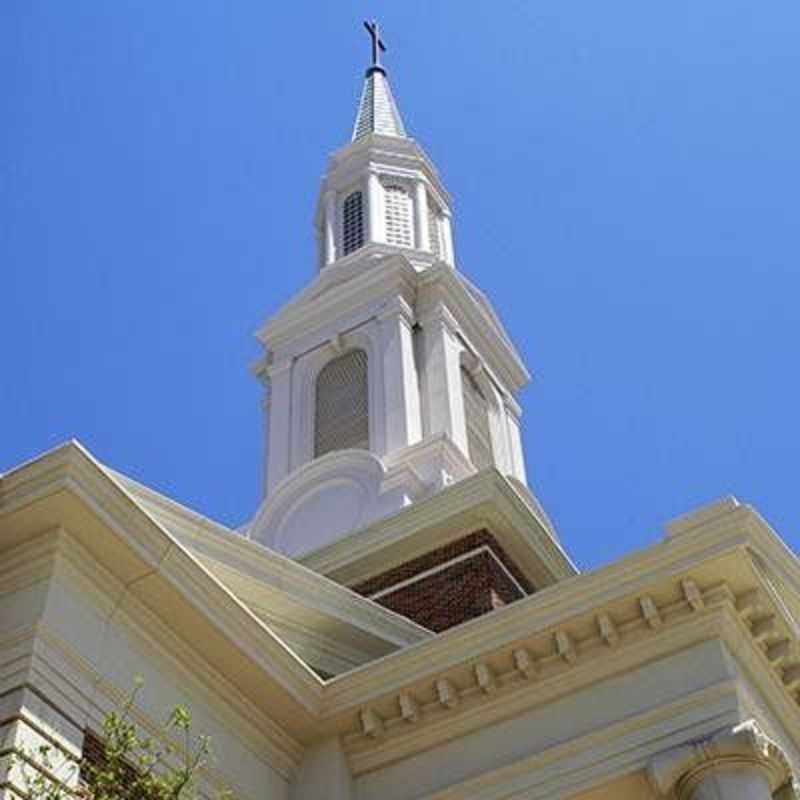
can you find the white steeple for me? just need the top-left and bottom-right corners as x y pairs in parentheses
(247, 23), (534, 558)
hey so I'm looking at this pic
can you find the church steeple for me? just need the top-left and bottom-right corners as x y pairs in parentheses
(249, 22), (536, 560)
(352, 21), (407, 141)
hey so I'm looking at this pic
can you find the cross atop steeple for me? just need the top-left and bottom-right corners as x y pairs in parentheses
(351, 20), (406, 140)
(363, 19), (386, 74)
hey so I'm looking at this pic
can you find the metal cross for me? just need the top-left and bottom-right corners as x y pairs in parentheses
(363, 19), (386, 69)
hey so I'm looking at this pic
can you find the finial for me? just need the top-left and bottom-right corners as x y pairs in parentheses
(363, 19), (387, 75)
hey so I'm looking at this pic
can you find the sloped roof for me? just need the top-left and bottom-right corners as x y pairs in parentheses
(111, 468), (431, 675)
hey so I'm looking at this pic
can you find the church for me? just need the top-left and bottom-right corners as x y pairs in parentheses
(2, 22), (799, 800)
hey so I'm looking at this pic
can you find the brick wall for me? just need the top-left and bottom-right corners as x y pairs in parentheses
(352, 531), (533, 632)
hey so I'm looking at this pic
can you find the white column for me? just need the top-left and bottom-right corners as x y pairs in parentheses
(648, 720), (793, 800)
(379, 298), (422, 454)
(366, 170), (385, 245)
(324, 190), (337, 266)
(413, 179), (430, 252)
(265, 358), (293, 497)
(441, 209), (455, 265)
(419, 304), (469, 457)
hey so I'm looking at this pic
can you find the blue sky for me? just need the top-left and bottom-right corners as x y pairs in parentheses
(2, 1), (799, 570)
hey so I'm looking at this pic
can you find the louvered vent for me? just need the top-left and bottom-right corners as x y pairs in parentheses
(427, 203), (441, 258)
(342, 191), (364, 255)
(315, 350), (369, 458)
(384, 185), (413, 248)
(461, 366), (493, 470)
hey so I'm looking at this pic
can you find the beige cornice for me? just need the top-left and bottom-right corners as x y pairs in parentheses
(327, 570), (800, 774)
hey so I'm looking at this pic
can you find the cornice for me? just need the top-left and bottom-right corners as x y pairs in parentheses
(328, 571), (800, 775)
(311, 506), (799, 717)
(322, 578), (735, 718)
(257, 252), (418, 352)
(417, 265), (530, 392)
(321, 135), (450, 205)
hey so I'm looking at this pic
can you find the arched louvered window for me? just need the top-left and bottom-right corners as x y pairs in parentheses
(384, 184), (413, 248)
(427, 202), (442, 258)
(461, 366), (493, 470)
(314, 349), (369, 457)
(342, 191), (364, 255)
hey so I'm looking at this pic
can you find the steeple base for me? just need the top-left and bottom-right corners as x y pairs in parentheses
(247, 434), (475, 557)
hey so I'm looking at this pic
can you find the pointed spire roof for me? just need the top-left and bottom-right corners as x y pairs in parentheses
(351, 20), (407, 142)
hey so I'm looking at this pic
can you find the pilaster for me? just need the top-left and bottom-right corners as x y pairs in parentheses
(419, 304), (469, 458)
(324, 190), (337, 266)
(366, 170), (385, 245)
(504, 397), (527, 483)
(476, 364), (512, 475)
(265, 358), (294, 497)
(413, 179), (431, 252)
(378, 297), (422, 455)
(441, 210), (455, 266)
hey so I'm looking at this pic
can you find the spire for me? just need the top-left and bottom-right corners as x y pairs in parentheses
(351, 21), (407, 142)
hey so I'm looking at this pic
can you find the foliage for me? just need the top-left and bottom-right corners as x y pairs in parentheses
(11, 680), (230, 800)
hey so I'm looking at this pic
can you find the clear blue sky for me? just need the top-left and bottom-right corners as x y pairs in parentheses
(3, 2), (799, 570)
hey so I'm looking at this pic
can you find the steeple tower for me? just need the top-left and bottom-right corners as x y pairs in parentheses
(247, 24), (551, 569)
